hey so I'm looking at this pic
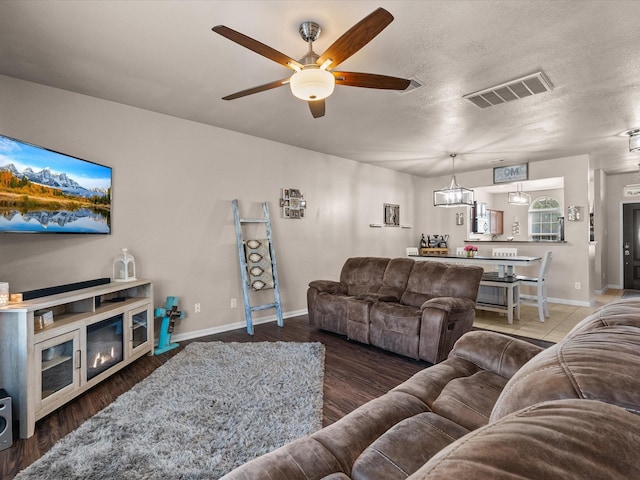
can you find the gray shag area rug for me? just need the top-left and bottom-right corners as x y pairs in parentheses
(622, 290), (640, 299)
(16, 341), (325, 480)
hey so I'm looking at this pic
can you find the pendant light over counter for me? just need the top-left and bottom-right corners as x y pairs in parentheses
(508, 182), (531, 205)
(433, 154), (474, 207)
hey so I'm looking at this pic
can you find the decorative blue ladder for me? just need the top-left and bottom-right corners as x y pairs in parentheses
(232, 199), (283, 335)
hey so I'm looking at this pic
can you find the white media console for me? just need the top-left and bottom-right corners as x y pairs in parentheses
(0, 279), (153, 438)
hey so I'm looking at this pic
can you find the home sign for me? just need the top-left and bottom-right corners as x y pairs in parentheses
(493, 163), (528, 184)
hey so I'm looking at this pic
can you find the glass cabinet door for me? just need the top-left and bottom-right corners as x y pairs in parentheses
(128, 306), (150, 356)
(35, 330), (81, 412)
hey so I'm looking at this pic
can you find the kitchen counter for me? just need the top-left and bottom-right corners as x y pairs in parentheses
(464, 240), (567, 244)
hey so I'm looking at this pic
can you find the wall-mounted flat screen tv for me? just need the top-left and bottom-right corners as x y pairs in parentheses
(0, 134), (112, 234)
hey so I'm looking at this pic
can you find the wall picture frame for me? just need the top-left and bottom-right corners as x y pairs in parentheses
(493, 163), (528, 184)
(280, 187), (306, 219)
(384, 203), (400, 226)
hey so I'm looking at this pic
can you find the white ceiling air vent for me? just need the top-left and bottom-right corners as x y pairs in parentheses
(397, 77), (424, 95)
(463, 71), (553, 108)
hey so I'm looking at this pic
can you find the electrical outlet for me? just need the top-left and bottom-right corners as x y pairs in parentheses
(230, 298), (237, 308)
(195, 303), (201, 313)
(575, 282), (581, 290)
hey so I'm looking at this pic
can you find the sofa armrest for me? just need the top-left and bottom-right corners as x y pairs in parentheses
(355, 292), (400, 303)
(418, 297), (478, 364)
(421, 297), (476, 313)
(449, 331), (543, 379)
(308, 280), (347, 295)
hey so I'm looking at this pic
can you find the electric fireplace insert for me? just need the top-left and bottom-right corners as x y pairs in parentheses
(86, 314), (124, 380)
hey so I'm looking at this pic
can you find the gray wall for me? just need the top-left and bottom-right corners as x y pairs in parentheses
(0, 75), (416, 339)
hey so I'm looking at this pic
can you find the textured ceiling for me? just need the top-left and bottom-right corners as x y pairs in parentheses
(1, 0), (640, 178)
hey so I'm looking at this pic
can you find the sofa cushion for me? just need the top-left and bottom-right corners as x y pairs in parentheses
(351, 413), (470, 480)
(431, 370), (507, 430)
(491, 324), (640, 421)
(340, 257), (390, 296)
(392, 357), (481, 407)
(369, 302), (422, 359)
(370, 302), (421, 335)
(566, 297), (640, 337)
(218, 436), (344, 480)
(312, 391), (431, 476)
(377, 257), (415, 299)
(409, 399), (640, 480)
(401, 262), (482, 307)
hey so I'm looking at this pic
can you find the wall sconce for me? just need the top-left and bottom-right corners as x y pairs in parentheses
(567, 206), (583, 221)
(456, 212), (464, 225)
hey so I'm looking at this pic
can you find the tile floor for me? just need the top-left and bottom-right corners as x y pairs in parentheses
(474, 289), (624, 343)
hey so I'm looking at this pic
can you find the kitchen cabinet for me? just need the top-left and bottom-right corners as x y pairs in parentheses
(472, 202), (503, 235)
(489, 210), (504, 234)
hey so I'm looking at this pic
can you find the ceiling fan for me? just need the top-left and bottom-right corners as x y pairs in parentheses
(212, 7), (411, 118)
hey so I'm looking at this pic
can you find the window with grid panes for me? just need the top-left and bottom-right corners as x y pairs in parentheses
(528, 196), (561, 241)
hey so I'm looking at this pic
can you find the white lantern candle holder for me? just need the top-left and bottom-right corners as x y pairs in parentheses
(0, 283), (9, 306)
(113, 248), (137, 282)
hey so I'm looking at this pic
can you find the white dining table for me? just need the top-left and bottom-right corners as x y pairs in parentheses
(409, 254), (541, 278)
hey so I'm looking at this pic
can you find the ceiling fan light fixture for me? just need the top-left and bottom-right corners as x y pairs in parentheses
(434, 154), (474, 207)
(289, 67), (335, 101)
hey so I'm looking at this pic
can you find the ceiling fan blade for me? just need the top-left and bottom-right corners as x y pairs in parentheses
(222, 77), (290, 100)
(333, 71), (411, 90)
(308, 99), (326, 118)
(317, 8), (394, 70)
(213, 25), (303, 70)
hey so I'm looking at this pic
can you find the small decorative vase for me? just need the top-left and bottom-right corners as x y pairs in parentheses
(467, 251), (474, 258)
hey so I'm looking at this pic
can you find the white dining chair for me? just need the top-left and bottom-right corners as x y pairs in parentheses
(492, 247), (518, 257)
(517, 250), (553, 322)
(456, 247), (466, 256)
(406, 247), (419, 256)
(491, 248), (518, 273)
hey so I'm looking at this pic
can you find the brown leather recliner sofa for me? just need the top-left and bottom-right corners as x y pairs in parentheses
(221, 298), (640, 480)
(307, 257), (484, 363)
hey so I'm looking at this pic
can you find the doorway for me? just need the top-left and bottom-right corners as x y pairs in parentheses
(622, 203), (640, 289)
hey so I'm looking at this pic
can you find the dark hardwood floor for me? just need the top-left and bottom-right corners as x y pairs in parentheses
(0, 315), (430, 479)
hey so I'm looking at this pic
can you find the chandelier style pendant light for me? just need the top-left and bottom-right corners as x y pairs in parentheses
(433, 154), (474, 207)
(628, 128), (640, 152)
(508, 182), (531, 205)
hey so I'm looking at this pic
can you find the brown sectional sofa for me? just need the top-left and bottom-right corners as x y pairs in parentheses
(221, 298), (640, 480)
(307, 257), (484, 363)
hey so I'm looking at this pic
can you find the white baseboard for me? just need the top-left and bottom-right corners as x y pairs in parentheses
(519, 294), (591, 307)
(171, 309), (309, 343)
